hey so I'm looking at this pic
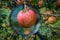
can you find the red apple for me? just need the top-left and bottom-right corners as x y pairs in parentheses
(17, 9), (36, 28)
(57, 0), (60, 8)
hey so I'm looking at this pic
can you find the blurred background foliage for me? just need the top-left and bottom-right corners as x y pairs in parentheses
(0, 0), (60, 40)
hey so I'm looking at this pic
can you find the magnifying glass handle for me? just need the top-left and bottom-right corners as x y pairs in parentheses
(36, 32), (48, 40)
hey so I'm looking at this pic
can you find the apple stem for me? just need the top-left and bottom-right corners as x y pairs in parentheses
(24, 4), (27, 9)
(23, 4), (28, 12)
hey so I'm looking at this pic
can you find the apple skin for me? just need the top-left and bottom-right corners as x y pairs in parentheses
(17, 9), (36, 28)
(57, 0), (60, 8)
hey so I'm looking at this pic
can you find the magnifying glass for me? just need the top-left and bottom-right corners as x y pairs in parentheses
(9, 3), (41, 36)
(9, 1), (47, 40)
